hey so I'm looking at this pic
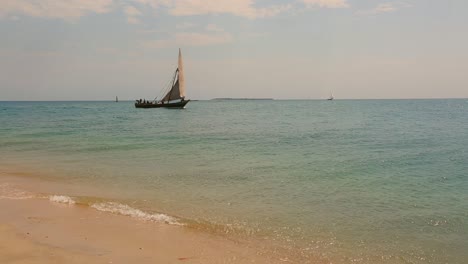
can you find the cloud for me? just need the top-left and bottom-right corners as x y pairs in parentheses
(145, 23), (230, 48)
(143, 31), (233, 48)
(373, 3), (397, 13)
(205, 24), (224, 32)
(175, 32), (233, 46)
(302, 0), (349, 8)
(176, 22), (196, 29)
(1, 0), (351, 22)
(124, 5), (142, 24)
(356, 2), (411, 15)
(241, 32), (270, 39)
(165, 0), (291, 19)
(0, 0), (114, 20)
(131, 0), (168, 10)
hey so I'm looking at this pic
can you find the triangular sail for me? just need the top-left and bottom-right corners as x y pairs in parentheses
(161, 49), (186, 102)
(178, 48), (186, 98)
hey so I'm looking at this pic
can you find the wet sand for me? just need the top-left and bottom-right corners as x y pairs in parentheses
(0, 197), (290, 264)
(0, 169), (298, 264)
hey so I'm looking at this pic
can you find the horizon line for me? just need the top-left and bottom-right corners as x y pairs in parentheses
(1, 97), (467, 102)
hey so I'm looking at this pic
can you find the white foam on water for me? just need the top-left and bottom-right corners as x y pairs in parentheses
(91, 202), (181, 225)
(0, 183), (35, 200)
(49, 195), (76, 205)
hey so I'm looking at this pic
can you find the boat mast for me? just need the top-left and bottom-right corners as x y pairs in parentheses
(167, 68), (178, 103)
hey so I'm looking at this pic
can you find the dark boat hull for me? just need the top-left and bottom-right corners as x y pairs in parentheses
(135, 100), (189, 109)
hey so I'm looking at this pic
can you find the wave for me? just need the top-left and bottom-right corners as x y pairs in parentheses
(1, 182), (181, 226)
(0, 183), (35, 200)
(49, 195), (76, 205)
(91, 202), (181, 225)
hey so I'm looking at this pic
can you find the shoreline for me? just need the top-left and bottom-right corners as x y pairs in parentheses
(0, 199), (282, 264)
(0, 171), (300, 264)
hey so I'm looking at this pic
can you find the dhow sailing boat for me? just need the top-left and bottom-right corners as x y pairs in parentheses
(135, 49), (189, 109)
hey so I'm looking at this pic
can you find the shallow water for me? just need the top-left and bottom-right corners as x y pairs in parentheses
(1, 100), (467, 263)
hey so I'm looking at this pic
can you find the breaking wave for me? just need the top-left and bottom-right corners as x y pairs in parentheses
(49, 195), (76, 205)
(91, 202), (181, 225)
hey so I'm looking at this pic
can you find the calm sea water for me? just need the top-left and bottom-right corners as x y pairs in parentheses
(0, 100), (467, 263)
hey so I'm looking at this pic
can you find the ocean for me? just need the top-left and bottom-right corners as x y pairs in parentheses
(0, 99), (467, 263)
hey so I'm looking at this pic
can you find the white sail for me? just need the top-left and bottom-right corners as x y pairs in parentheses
(178, 48), (186, 99)
(161, 49), (186, 102)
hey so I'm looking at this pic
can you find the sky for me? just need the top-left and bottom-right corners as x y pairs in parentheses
(0, 0), (467, 100)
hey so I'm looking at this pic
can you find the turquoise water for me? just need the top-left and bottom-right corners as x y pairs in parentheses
(1, 100), (467, 263)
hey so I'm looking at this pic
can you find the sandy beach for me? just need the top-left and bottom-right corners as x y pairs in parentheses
(0, 173), (293, 264)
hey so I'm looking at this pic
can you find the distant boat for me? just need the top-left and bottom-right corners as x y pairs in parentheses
(135, 49), (189, 109)
(115, 96), (118, 102)
(327, 93), (334, 101)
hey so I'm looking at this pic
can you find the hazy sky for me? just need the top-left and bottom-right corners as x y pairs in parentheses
(1, 0), (467, 100)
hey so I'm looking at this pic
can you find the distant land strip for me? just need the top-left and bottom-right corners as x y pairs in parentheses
(211, 98), (274, 100)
